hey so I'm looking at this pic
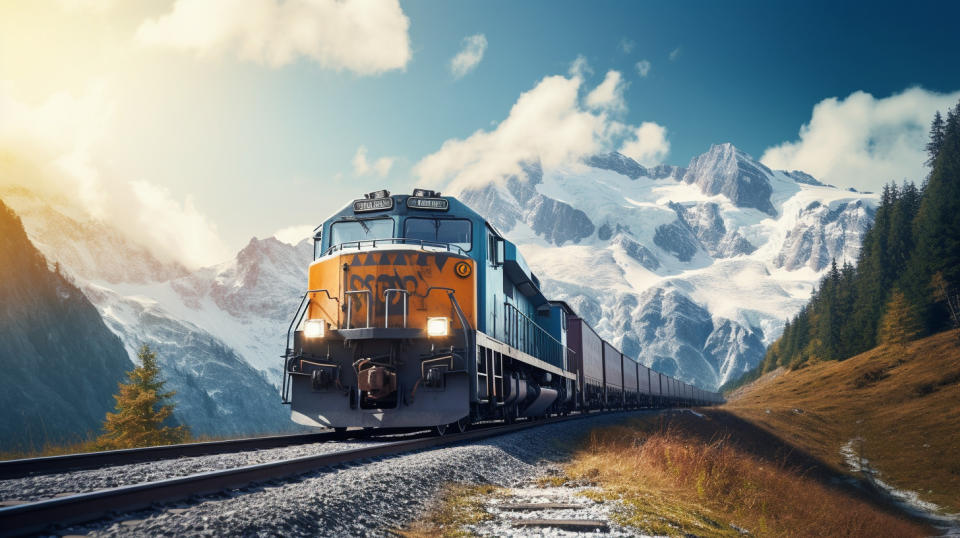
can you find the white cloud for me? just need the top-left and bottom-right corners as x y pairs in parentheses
(136, 0), (411, 74)
(619, 38), (634, 54)
(56, 0), (117, 12)
(761, 87), (960, 191)
(128, 181), (231, 267)
(585, 70), (627, 112)
(0, 81), (113, 216)
(619, 122), (670, 166)
(568, 55), (592, 78)
(450, 34), (487, 79)
(415, 70), (635, 192)
(635, 60), (651, 77)
(273, 224), (315, 246)
(669, 47), (681, 61)
(0, 83), (231, 269)
(352, 146), (395, 178)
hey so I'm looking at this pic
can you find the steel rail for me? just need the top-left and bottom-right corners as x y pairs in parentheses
(0, 430), (350, 480)
(0, 412), (609, 537)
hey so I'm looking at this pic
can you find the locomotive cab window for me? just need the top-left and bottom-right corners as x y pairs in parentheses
(312, 228), (323, 259)
(404, 218), (472, 251)
(329, 218), (394, 248)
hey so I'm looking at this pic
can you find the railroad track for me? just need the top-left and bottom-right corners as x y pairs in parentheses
(0, 412), (603, 537)
(0, 430), (356, 480)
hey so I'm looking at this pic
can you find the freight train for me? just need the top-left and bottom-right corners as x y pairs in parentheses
(282, 189), (722, 434)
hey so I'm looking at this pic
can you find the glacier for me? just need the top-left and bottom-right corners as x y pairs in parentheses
(460, 143), (876, 390)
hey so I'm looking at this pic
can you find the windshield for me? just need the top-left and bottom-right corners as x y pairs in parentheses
(404, 218), (472, 251)
(329, 218), (394, 247)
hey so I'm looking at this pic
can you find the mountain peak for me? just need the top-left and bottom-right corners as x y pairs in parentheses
(585, 152), (647, 179)
(683, 143), (776, 216)
(585, 152), (685, 180)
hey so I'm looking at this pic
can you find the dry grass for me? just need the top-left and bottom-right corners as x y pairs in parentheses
(393, 483), (503, 538)
(0, 430), (309, 461)
(0, 436), (100, 461)
(565, 414), (932, 537)
(725, 329), (960, 512)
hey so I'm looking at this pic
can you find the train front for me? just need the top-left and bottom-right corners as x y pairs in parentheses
(282, 189), (478, 430)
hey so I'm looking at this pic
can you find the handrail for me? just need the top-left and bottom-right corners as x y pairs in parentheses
(383, 288), (409, 328)
(344, 290), (373, 329)
(425, 286), (473, 367)
(323, 238), (467, 257)
(282, 289), (338, 403)
(503, 302), (567, 369)
(284, 289), (339, 353)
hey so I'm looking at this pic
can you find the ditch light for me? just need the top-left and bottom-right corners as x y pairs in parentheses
(304, 319), (326, 339)
(426, 317), (449, 337)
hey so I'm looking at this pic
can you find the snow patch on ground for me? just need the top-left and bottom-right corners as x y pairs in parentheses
(841, 439), (960, 534)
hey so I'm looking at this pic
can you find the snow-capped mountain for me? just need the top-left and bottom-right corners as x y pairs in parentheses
(1, 187), (303, 437)
(460, 143), (876, 390)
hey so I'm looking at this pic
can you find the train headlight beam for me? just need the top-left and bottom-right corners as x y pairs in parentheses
(304, 319), (326, 339)
(426, 317), (449, 337)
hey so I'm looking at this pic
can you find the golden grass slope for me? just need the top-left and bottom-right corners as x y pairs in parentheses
(564, 413), (930, 537)
(725, 329), (960, 513)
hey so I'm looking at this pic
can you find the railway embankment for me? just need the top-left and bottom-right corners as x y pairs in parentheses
(403, 410), (934, 537)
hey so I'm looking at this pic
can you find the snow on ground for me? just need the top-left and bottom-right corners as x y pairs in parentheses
(841, 439), (960, 535)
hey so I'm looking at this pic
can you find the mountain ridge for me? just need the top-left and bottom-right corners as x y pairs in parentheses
(459, 143), (876, 390)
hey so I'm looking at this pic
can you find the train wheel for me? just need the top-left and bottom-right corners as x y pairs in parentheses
(435, 423), (448, 436)
(453, 417), (469, 433)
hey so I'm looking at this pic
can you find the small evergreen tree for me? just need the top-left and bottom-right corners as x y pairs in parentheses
(97, 345), (188, 450)
(877, 289), (923, 345)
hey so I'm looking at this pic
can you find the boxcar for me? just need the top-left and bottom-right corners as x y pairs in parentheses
(567, 316), (605, 409)
(623, 354), (639, 407)
(602, 342), (623, 408)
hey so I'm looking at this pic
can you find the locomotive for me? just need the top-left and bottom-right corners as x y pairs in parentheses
(282, 189), (722, 434)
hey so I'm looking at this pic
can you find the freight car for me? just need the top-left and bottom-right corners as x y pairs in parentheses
(282, 189), (723, 434)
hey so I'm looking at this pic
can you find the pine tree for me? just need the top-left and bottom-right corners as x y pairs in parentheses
(926, 111), (945, 167)
(907, 98), (960, 330)
(96, 345), (188, 450)
(877, 289), (923, 345)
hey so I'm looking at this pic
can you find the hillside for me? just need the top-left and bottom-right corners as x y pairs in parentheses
(0, 160), (299, 440)
(0, 198), (133, 451)
(724, 329), (960, 514)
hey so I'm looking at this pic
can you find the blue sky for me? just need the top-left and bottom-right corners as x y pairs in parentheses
(1, 0), (959, 266)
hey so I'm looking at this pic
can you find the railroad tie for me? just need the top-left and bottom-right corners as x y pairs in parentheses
(498, 503), (583, 511)
(511, 519), (609, 531)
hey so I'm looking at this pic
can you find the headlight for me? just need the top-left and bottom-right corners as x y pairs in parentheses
(426, 317), (448, 337)
(304, 319), (326, 338)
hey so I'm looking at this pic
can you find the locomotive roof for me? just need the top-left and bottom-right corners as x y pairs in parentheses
(323, 190), (485, 224)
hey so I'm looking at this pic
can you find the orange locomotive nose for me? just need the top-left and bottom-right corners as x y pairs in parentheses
(305, 249), (476, 333)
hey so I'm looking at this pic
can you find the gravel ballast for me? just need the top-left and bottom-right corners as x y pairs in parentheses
(56, 411), (652, 537)
(0, 439), (381, 503)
